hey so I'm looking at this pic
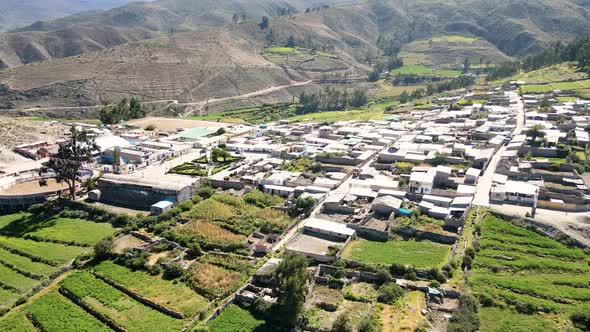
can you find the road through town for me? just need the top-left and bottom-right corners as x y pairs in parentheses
(473, 93), (524, 207)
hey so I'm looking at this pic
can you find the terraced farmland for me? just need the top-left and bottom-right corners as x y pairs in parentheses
(61, 271), (185, 331)
(0, 211), (114, 311)
(520, 78), (590, 94)
(93, 260), (208, 318)
(469, 214), (590, 331)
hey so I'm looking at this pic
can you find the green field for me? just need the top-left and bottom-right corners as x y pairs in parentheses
(61, 271), (184, 331)
(0, 312), (36, 332)
(208, 304), (271, 332)
(342, 239), (451, 269)
(27, 291), (110, 332)
(520, 78), (590, 94)
(0, 213), (114, 247)
(390, 65), (461, 77)
(469, 214), (590, 331)
(93, 260), (208, 317)
(0, 247), (59, 277)
(0, 264), (39, 292)
(0, 287), (20, 308)
(500, 63), (587, 85)
(0, 235), (89, 265)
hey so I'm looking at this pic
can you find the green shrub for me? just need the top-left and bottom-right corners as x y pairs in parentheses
(572, 311), (590, 331)
(377, 283), (404, 304)
(163, 262), (184, 280)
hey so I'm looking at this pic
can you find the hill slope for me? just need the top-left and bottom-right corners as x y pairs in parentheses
(0, 0), (134, 32)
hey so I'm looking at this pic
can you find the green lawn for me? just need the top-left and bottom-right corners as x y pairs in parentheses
(0, 213), (28, 229)
(27, 292), (111, 332)
(93, 261), (208, 318)
(0, 235), (89, 265)
(0, 287), (20, 308)
(61, 271), (184, 332)
(342, 239), (451, 269)
(208, 304), (272, 332)
(469, 214), (590, 330)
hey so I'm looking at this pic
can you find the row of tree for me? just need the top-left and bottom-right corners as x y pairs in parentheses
(398, 75), (475, 104)
(486, 37), (590, 80)
(298, 87), (368, 114)
(99, 98), (146, 124)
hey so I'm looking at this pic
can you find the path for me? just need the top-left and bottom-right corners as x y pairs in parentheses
(473, 93), (524, 207)
(181, 80), (312, 116)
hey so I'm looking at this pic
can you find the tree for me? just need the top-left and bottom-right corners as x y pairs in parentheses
(526, 124), (546, 143)
(288, 196), (316, 217)
(377, 283), (404, 304)
(285, 35), (296, 48)
(447, 294), (480, 332)
(272, 255), (308, 328)
(259, 16), (269, 30)
(39, 127), (99, 200)
(463, 57), (471, 73)
(216, 127), (226, 136)
(94, 236), (114, 260)
(163, 262), (184, 279)
(211, 148), (230, 163)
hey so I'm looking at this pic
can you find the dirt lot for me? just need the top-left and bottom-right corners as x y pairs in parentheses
(0, 178), (68, 195)
(0, 117), (68, 149)
(126, 117), (231, 132)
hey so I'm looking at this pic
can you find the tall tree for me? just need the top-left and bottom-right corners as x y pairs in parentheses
(259, 16), (269, 30)
(526, 124), (546, 143)
(272, 255), (308, 328)
(39, 127), (99, 200)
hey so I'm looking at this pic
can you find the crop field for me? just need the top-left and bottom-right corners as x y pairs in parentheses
(0, 247), (59, 278)
(208, 304), (271, 332)
(389, 65), (461, 77)
(0, 264), (39, 292)
(343, 282), (377, 303)
(93, 260), (208, 318)
(0, 312), (36, 332)
(520, 79), (590, 94)
(0, 235), (89, 265)
(342, 239), (451, 269)
(61, 271), (184, 331)
(469, 214), (590, 331)
(27, 291), (110, 332)
(184, 262), (243, 299)
(0, 287), (20, 309)
(380, 291), (426, 332)
(176, 193), (289, 252)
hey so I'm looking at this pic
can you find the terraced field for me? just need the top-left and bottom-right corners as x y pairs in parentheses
(93, 260), (208, 318)
(520, 79), (590, 94)
(469, 214), (590, 331)
(61, 271), (185, 331)
(0, 212), (114, 311)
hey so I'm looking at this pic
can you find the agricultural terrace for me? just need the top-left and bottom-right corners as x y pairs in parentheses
(379, 291), (427, 332)
(469, 214), (590, 331)
(389, 65), (461, 77)
(0, 210), (113, 310)
(207, 304), (273, 332)
(520, 78), (590, 94)
(184, 254), (254, 300)
(342, 238), (451, 269)
(61, 271), (185, 331)
(306, 300), (374, 331)
(173, 191), (290, 253)
(93, 260), (208, 318)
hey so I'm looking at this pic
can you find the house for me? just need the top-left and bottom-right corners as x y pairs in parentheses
(371, 195), (403, 217)
(303, 218), (356, 240)
(150, 200), (174, 215)
(409, 172), (434, 194)
(491, 180), (539, 205)
(465, 168), (481, 185)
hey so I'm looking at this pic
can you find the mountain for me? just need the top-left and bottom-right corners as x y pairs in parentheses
(1, 0), (590, 112)
(0, 0), (136, 32)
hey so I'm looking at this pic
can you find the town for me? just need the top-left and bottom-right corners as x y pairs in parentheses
(1, 76), (590, 331)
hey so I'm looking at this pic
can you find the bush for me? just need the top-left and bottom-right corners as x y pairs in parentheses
(447, 294), (479, 332)
(515, 302), (536, 315)
(429, 280), (441, 288)
(462, 255), (473, 270)
(427, 268), (447, 283)
(377, 283), (404, 304)
(478, 293), (495, 307)
(572, 311), (590, 331)
(197, 185), (215, 199)
(94, 236), (114, 260)
(163, 262), (184, 279)
(465, 247), (475, 259)
(187, 242), (203, 258)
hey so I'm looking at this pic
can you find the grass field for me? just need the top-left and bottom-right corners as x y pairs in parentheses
(27, 291), (110, 332)
(208, 304), (271, 332)
(380, 291), (426, 332)
(306, 300), (373, 331)
(469, 214), (590, 331)
(61, 271), (184, 331)
(184, 262), (243, 299)
(93, 260), (208, 317)
(0, 264), (39, 292)
(341, 239), (451, 269)
(23, 218), (114, 246)
(500, 63), (587, 85)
